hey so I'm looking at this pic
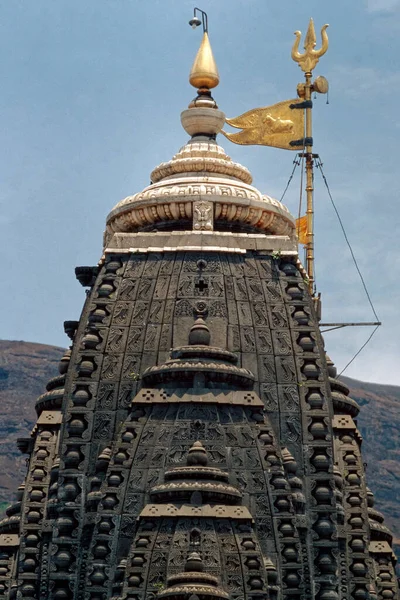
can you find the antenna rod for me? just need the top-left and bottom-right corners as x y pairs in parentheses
(320, 321), (382, 333)
(320, 322), (382, 327)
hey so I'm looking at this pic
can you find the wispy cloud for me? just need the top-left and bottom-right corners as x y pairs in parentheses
(367, 0), (400, 12)
(330, 65), (400, 98)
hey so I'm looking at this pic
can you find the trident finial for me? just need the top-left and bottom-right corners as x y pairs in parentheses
(291, 18), (329, 73)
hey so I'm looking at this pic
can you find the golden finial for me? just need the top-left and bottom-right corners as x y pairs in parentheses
(189, 31), (219, 90)
(291, 18), (329, 73)
(188, 9), (219, 90)
(182, 8), (225, 133)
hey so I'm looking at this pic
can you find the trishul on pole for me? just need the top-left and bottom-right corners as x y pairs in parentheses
(222, 18), (329, 296)
(291, 18), (329, 295)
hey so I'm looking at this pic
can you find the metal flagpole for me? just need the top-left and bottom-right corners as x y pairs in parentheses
(292, 18), (329, 296)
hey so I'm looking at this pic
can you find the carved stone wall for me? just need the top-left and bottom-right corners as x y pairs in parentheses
(0, 250), (398, 600)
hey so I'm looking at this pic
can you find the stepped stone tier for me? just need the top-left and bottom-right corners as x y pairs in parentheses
(0, 31), (399, 600)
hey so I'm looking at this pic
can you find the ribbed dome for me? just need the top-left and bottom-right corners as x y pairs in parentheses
(104, 98), (295, 247)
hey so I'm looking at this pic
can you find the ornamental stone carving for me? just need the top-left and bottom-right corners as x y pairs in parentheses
(193, 200), (213, 231)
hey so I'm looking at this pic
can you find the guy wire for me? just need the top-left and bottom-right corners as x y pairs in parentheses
(315, 157), (381, 376)
(280, 155), (301, 203)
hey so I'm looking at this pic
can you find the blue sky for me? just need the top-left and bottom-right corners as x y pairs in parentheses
(1, 0), (399, 384)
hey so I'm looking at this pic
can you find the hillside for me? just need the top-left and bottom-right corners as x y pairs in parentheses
(0, 341), (398, 554)
(0, 340), (64, 511)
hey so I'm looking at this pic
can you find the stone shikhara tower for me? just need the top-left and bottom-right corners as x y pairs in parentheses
(0, 24), (398, 600)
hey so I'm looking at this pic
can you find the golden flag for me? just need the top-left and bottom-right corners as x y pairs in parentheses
(222, 98), (305, 151)
(296, 215), (308, 245)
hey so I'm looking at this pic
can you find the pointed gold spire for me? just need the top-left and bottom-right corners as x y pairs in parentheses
(189, 32), (219, 90)
(304, 17), (317, 52)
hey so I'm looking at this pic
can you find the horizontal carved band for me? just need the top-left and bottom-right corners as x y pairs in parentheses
(150, 141), (252, 185)
(139, 503), (253, 520)
(133, 389), (263, 407)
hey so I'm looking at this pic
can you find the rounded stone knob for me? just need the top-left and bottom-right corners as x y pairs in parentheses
(187, 441), (208, 466)
(188, 318), (211, 346)
(181, 108), (226, 137)
(185, 551), (204, 572)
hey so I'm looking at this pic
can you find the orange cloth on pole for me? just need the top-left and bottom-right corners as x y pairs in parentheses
(296, 215), (308, 244)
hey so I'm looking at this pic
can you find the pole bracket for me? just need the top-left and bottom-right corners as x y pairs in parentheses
(290, 100), (313, 109)
(290, 137), (313, 147)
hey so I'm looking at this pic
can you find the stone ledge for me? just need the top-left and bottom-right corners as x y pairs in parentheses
(369, 541), (393, 554)
(0, 533), (19, 547)
(105, 231), (297, 254)
(332, 415), (356, 430)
